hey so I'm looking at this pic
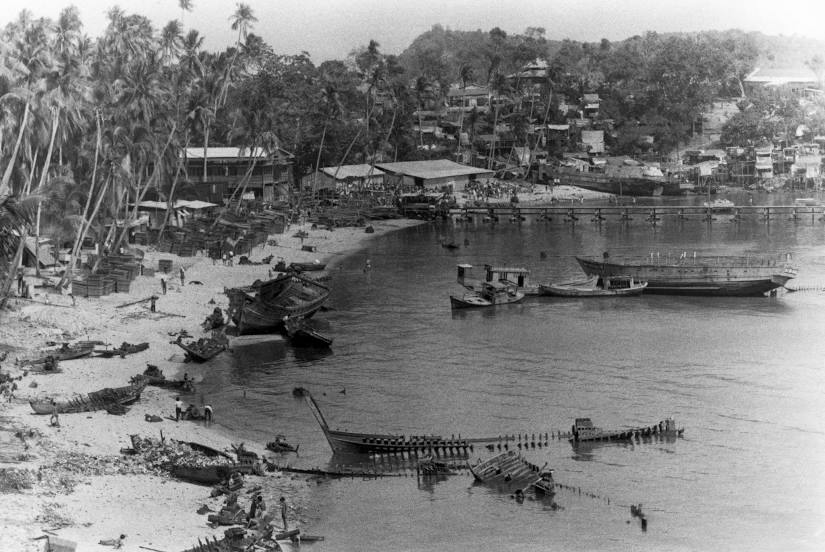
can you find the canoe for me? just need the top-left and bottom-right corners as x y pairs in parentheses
(22, 344), (95, 365)
(30, 381), (147, 415)
(539, 276), (647, 297)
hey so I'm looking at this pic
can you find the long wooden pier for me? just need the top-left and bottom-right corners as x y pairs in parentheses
(447, 204), (825, 224)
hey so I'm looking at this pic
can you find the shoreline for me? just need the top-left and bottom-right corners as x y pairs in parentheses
(0, 217), (423, 552)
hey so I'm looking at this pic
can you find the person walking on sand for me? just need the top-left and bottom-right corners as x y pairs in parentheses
(175, 396), (183, 421)
(279, 496), (288, 530)
(150, 295), (157, 313)
(179, 266), (185, 286)
(161, 278), (167, 295)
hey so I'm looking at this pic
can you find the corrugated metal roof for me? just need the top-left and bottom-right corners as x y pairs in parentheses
(376, 160), (494, 180)
(182, 146), (294, 159)
(320, 164), (385, 180)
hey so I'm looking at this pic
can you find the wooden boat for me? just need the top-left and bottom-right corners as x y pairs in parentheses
(550, 163), (666, 197)
(576, 253), (798, 296)
(29, 381), (147, 414)
(173, 440), (233, 460)
(273, 259), (327, 272)
(417, 455), (458, 476)
(456, 264), (540, 296)
(172, 461), (261, 485)
(703, 198), (735, 213)
(284, 317), (332, 348)
(226, 273), (330, 334)
(532, 467), (556, 495)
(22, 343), (95, 365)
(450, 280), (525, 309)
(304, 393), (506, 455)
(539, 275), (647, 297)
(569, 417), (684, 443)
(469, 450), (545, 486)
(265, 436), (299, 453)
(94, 342), (149, 358)
(176, 337), (226, 362)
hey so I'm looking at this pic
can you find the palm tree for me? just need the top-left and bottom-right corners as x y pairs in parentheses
(160, 20), (184, 65)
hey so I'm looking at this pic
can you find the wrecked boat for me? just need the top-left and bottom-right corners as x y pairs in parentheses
(29, 381), (147, 414)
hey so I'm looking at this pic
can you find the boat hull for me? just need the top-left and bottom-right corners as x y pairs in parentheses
(539, 279), (647, 297)
(30, 382), (146, 414)
(576, 256), (797, 296)
(227, 274), (330, 334)
(552, 167), (664, 197)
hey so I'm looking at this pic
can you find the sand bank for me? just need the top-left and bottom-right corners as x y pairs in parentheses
(0, 217), (422, 552)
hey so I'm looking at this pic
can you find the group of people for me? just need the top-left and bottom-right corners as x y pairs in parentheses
(245, 493), (289, 533)
(174, 396), (212, 422)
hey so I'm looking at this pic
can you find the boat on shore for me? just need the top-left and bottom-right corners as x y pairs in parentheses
(703, 198), (735, 213)
(450, 280), (525, 309)
(265, 436), (299, 453)
(171, 463), (258, 485)
(284, 317), (333, 348)
(94, 342), (149, 358)
(273, 259), (327, 272)
(539, 275), (647, 297)
(551, 163), (666, 197)
(30, 381), (147, 414)
(176, 337), (226, 362)
(469, 450), (546, 487)
(226, 273), (330, 334)
(569, 417), (684, 443)
(576, 253), (798, 296)
(21, 343), (95, 366)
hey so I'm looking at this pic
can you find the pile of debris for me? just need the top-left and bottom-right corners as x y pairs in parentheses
(125, 435), (231, 471)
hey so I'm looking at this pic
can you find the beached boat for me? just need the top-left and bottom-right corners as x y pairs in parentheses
(569, 417), (684, 443)
(29, 381), (147, 414)
(576, 253), (798, 296)
(469, 450), (545, 486)
(532, 467), (555, 495)
(21, 343), (95, 366)
(94, 342), (149, 358)
(456, 264), (540, 296)
(273, 259), (327, 272)
(172, 461), (262, 485)
(539, 275), (647, 297)
(176, 337), (226, 362)
(450, 280), (525, 309)
(284, 317), (332, 348)
(305, 392), (500, 455)
(551, 163), (666, 197)
(226, 273), (330, 334)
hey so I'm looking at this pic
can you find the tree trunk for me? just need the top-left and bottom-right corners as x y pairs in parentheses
(0, 229), (27, 308)
(311, 123), (327, 198)
(34, 107), (61, 278)
(0, 100), (31, 200)
(157, 136), (190, 244)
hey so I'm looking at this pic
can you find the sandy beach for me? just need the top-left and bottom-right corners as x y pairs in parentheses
(0, 217), (423, 552)
(0, 184), (604, 552)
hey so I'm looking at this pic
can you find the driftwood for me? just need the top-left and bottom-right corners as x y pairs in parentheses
(116, 296), (155, 309)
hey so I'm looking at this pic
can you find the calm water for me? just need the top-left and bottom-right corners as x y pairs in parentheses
(201, 191), (825, 551)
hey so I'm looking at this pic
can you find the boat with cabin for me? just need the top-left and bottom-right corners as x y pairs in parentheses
(456, 263), (539, 296)
(576, 253), (797, 296)
(569, 417), (684, 443)
(539, 275), (647, 297)
(450, 280), (525, 309)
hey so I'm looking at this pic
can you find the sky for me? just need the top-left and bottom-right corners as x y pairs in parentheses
(3, 0), (825, 63)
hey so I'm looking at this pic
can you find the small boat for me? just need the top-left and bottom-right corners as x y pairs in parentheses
(456, 264), (540, 296)
(532, 467), (555, 495)
(274, 259), (327, 272)
(539, 275), (647, 297)
(469, 450), (545, 486)
(450, 280), (525, 309)
(176, 337), (226, 362)
(94, 342), (149, 358)
(569, 417), (684, 443)
(265, 436), (299, 453)
(173, 440), (233, 460)
(284, 317), (332, 348)
(172, 461), (262, 485)
(29, 381), (147, 414)
(703, 198), (735, 213)
(21, 343), (95, 365)
(417, 455), (457, 476)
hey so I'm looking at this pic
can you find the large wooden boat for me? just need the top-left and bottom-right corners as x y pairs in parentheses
(274, 259), (327, 272)
(226, 273), (330, 334)
(570, 417), (684, 443)
(576, 254), (798, 296)
(29, 381), (147, 414)
(94, 342), (149, 358)
(21, 343), (95, 366)
(539, 275), (647, 297)
(304, 393), (502, 455)
(450, 280), (525, 309)
(469, 450), (545, 486)
(551, 164), (666, 197)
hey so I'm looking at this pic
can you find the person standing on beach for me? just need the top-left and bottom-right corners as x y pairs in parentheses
(175, 397), (183, 421)
(17, 271), (24, 296)
(204, 404), (213, 422)
(150, 295), (157, 312)
(161, 278), (167, 295)
(279, 496), (288, 530)
(179, 267), (185, 286)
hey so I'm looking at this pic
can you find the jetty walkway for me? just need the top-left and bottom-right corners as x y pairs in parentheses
(447, 204), (825, 224)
